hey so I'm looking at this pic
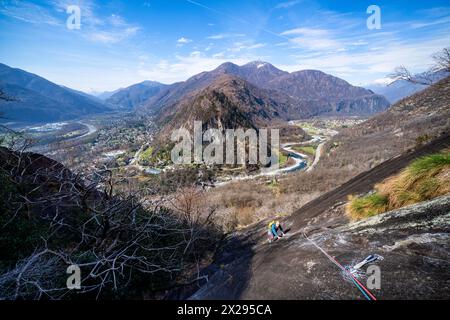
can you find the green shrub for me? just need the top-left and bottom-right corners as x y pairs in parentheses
(294, 146), (316, 156)
(346, 193), (389, 220)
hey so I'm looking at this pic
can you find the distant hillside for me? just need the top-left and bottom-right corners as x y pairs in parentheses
(106, 81), (168, 109)
(0, 63), (112, 123)
(229, 63), (390, 117)
(0, 89), (15, 102)
(156, 74), (291, 138)
(62, 86), (109, 105)
(352, 75), (450, 146)
(265, 69), (390, 116)
(152, 74), (310, 170)
(319, 75), (450, 182)
(90, 89), (120, 100)
(279, 76), (450, 201)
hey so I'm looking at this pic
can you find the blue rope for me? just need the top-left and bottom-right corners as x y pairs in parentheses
(349, 275), (371, 300)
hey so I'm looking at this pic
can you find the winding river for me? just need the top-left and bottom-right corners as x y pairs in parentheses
(213, 135), (326, 186)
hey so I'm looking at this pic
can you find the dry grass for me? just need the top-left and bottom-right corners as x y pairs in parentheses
(202, 176), (321, 231)
(346, 152), (450, 221)
(235, 207), (256, 228)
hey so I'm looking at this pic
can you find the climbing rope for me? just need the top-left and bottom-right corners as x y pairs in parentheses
(302, 232), (377, 301)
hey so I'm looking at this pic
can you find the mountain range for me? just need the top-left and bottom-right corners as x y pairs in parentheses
(138, 61), (390, 120)
(0, 63), (113, 123)
(146, 61), (390, 137)
(1, 61), (392, 124)
(156, 74), (290, 138)
(106, 81), (168, 109)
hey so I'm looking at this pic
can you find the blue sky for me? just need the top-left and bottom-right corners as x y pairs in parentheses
(1, 0), (449, 92)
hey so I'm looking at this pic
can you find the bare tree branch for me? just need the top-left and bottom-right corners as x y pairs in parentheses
(0, 148), (220, 300)
(388, 47), (450, 85)
(432, 47), (450, 72)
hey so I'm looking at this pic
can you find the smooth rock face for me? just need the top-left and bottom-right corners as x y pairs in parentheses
(189, 195), (450, 300)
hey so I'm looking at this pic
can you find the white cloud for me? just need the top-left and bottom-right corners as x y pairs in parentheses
(212, 52), (225, 58)
(207, 33), (246, 40)
(51, 1), (140, 44)
(88, 32), (117, 44)
(247, 43), (266, 50)
(416, 6), (450, 18)
(280, 27), (344, 51)
(0, 0), (142, 45)
(8, 1), (448, 91)
(228, 42), (266, 52)
(177, 37), (192, 44)
(88, 27), (139, 44)
(280, 28), (329, 37)
(349, 40), (369, 46)
(0, 1), (61, 26)
(190, 51), (202, 57)
(410, 16), (450, 29)
(275, 0), (302, 9)
(370, 77), (393, 86)
(279, 35), (450, 85)
(137, 52), (259, 84)
(289, 37), (342, 50)
(109, 14), (127, 27)
(177, 37), (193, 46)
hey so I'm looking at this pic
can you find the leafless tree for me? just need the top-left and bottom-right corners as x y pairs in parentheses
(0, 124), (35, 154)
(389, 47), (450, 85)
(389, 65), (434, 85)
(431, 47), (450, 72)
(0, 149), (219, 300)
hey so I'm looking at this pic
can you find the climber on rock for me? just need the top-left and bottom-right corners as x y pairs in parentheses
(268, 220), (285, 243)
